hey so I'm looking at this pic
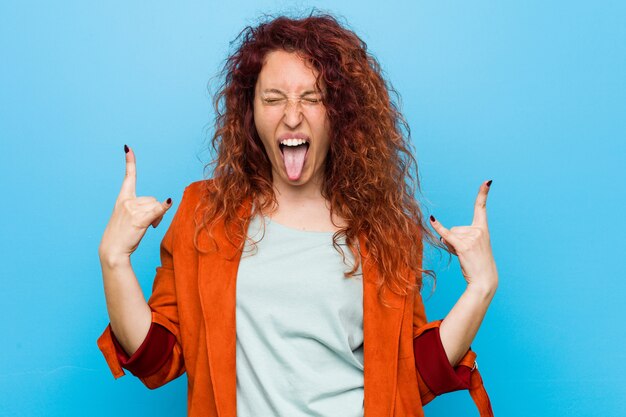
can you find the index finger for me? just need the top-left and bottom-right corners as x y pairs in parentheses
(472, 179), (492, 227)
(119, 144), (136, 199)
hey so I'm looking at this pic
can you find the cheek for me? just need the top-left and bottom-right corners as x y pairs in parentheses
(314, 113), (331, 150)
(254, 111), (282, 156)
(253, 105), (263, 133)
(253, 112), (271, 144)
(254, 108), (279, 135)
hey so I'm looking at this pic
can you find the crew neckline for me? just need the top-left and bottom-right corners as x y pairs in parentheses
(262, 215), (340, 235)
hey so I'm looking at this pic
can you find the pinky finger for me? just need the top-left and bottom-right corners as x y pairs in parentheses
(429, 215), (450, 240)
(151, 198), (172, 228)
(152, 215), (163, 228)
(430, 214), (461, 251)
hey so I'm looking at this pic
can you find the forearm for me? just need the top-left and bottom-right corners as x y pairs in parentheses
(99, 253), (152, 357)
(439, 283), (496, 367)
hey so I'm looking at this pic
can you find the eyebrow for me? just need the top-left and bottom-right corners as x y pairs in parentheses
(262, 88), (322, 96)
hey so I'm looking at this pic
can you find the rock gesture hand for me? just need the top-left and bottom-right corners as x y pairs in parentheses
(98, 145), (173, 264)
(429, 180), (498, 293)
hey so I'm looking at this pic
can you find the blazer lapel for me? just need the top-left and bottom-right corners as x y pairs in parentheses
(197, 197), (253, 417)
(359, 233), (406, 417)
(196, 198), (406, 417)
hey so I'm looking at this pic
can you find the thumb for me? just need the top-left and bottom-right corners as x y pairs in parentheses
(151, 197), (173, 228)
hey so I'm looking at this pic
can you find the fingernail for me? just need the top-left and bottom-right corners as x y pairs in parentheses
(429, 215), (435, 222)
(124, 144), (129, 153)
(166, 198), (172, 205)
(486, 180), (492, 187)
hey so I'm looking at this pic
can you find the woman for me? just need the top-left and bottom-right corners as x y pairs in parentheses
(98, 13), (497, 417)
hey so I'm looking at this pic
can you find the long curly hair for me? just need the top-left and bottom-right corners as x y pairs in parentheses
(195, 11), (446, 305)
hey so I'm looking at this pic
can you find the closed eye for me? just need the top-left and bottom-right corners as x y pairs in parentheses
(261, 97), (323, 105)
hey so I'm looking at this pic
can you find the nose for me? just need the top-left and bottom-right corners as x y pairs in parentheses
(282, 98), (303, 128)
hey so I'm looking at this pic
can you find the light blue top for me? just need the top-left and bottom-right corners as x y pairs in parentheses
(236, 213), (364, 417)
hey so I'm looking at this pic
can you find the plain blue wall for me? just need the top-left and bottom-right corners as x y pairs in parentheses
(1, 1), (624, 416)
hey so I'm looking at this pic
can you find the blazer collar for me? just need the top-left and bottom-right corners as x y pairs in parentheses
(196, 196), (406, 417)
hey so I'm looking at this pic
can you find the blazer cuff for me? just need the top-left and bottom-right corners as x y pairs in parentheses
(413, 324), (473, 395)
(110, 322), (176, 378)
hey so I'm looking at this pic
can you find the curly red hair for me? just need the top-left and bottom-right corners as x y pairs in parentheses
(195, 11), (446, 305)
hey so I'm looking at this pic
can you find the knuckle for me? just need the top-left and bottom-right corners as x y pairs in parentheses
(137, 211), (152, 222)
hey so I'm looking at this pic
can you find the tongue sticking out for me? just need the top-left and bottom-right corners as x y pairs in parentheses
(281, 144), (308, 181)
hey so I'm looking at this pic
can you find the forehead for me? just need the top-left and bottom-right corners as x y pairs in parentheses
(256, 50), (321, 92)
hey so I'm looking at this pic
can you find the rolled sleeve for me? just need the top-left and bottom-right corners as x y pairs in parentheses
(109, 322), (177, 379)
(413, 323), (475, 396)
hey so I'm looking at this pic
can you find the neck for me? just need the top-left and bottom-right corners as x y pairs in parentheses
(256, 171), (349, 231)
(271, 170), (326, 205)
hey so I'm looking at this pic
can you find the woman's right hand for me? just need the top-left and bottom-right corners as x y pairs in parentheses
(98, 145), (172, 265)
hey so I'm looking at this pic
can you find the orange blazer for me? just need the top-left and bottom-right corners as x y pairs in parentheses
(98, 180), (493, 416)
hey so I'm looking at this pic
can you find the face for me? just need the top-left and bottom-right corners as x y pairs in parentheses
(253, 49), (331, 191)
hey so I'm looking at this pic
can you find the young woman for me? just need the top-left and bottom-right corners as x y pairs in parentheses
(98, 13), (497, 417)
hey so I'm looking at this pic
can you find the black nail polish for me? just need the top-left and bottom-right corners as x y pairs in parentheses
(430, 215), (435, 222)
(166, 198), (172, 205)
(124, 144), (129, 153)
(486, 180), (492, 187)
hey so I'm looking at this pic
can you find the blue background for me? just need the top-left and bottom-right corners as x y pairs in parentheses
(1, 1), (624, 416)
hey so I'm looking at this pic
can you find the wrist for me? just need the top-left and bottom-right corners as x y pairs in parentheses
(466, 282), (497, 300)
(99, 250), (131, 270)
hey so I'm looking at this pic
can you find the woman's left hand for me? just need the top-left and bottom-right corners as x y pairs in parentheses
(429, 180), (499, 293)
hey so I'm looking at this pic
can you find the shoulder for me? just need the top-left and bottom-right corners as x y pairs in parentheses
(183, 178), (215, 195)
(169, 179), (217, 224)
(179, 178), (217, 204)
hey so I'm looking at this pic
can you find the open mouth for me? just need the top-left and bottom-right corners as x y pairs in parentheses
(279, 141), (310, 155)
(278, 140), (310, 181)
